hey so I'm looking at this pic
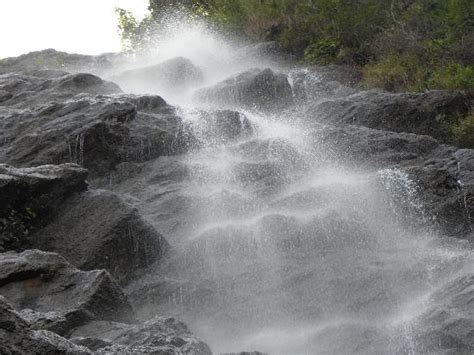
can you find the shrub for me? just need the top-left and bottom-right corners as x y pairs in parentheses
(118, 0), (474, 93)
(363, 54), (429, 92)
(430, 64), (474, 93)
(303, 38), (341, 64)
(453, 114), (474, 148)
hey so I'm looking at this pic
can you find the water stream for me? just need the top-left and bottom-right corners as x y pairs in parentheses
(115, 21), (474, 354)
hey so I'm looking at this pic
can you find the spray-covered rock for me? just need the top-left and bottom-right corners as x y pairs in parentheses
(307, 89), (470, 143)
(111, 56), (203, 94)
(31, 189), (169, 284)
(0, 163), (88, 251)
(188, 109), (253, 146)
(0, 250), (135, 336)
(195, 68), (293, 112)
(69, 317), (212, 354)
(0, 296), (91, 354)
(0, 71), (122, 108)
(0, 71), (191, 177)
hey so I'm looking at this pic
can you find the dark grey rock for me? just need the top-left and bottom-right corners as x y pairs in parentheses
(229, 138), (306, 195)
(0, 89), (189, 177)
(0, 250), (135, 336)
(0, 164), (88, 251)
(19, 308), (67, 331)
(0, 296), (91, 354)
(195, 68), (293, 112)
(189, 109), (253, 146)
(31, 189), (169, 284)
(112, 56), (203, 94)
(0, 71), (121, 108)
(307, 89), (471, 142)
(69, 337), (112, 351)
(106, 156), (191, 239)
(70, 317), (212, 354)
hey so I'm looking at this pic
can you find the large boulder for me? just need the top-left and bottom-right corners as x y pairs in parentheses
(0, 48), (122, 76)
(106, 156), (191, 239)
(0, 296), (91, 354)
(187, 109), (253, 146)
(0, 71), (121, 108)
(195, 68), (293, 112)
(31, 189), (169, 284)
(0, 250), (135, 336)
(0, 164), (88, 251)
(290, 66), (361, 102)
(69, 317), (212, 354)
(308, 89), (471, 142)
(111, 56), (203, 94)
(0, 87), (189, 177)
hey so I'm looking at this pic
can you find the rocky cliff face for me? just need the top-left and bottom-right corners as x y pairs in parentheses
(0, 47), (473, 354)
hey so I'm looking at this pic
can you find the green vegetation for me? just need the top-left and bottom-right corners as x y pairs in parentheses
(453, 114), (474, 148)
(117, 0), (473, 94)
(117, 0), (473, 144)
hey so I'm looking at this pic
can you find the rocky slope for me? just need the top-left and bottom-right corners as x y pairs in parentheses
(0, 48), (473, 354)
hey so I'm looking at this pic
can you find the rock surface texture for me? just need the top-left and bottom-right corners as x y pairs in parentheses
(0, 71), (190, 177)
(70, 317), (212, 354)
(307, 89), (470, 142)
(0, 296), (91, 355)
(195, 68), (294, 112)
(0, 163), (88, 251)
(0, 250), (135, 335)
(0, 46), (473, 354)
(112, 56), (204, 94)
(31, 189), (168, 284)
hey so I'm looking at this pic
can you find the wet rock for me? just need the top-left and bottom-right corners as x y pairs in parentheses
(125, 276), (216, 320)
(19, 308), (67, 331)
(0, 48), (121, 76)
(314, 124), (444, 167)
(0, 163), (88, 251)
(0, 250), (135, 336)
(308, 89), (471, 142)
(233, 138), (304, 167)
(406, 166), (473, 236)
(70, 337), (112, 351)
(230, 138), (305, 195)
(290, 67), (361, 102)
(233, 160), (288, 194)
(106, 156), (191, 239)
(190, 109), (253, 145)
(314, 124), (474, 240)
(70, 317), (212, 354)
(0, 89), (12, 103)
(112, 56), (203, 94)
(31, 189), (169, 284)
(0, 71), (121, 108)
(0, 296), (91, 354)
(0, 92), (188, 177)
(195, 68), (293, 112)
(412, 274), (474, 352)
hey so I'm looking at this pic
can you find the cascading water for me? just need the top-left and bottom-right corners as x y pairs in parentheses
(113, 19), (474, 355)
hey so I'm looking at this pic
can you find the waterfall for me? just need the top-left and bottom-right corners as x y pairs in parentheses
(113, 19), (474, 355)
